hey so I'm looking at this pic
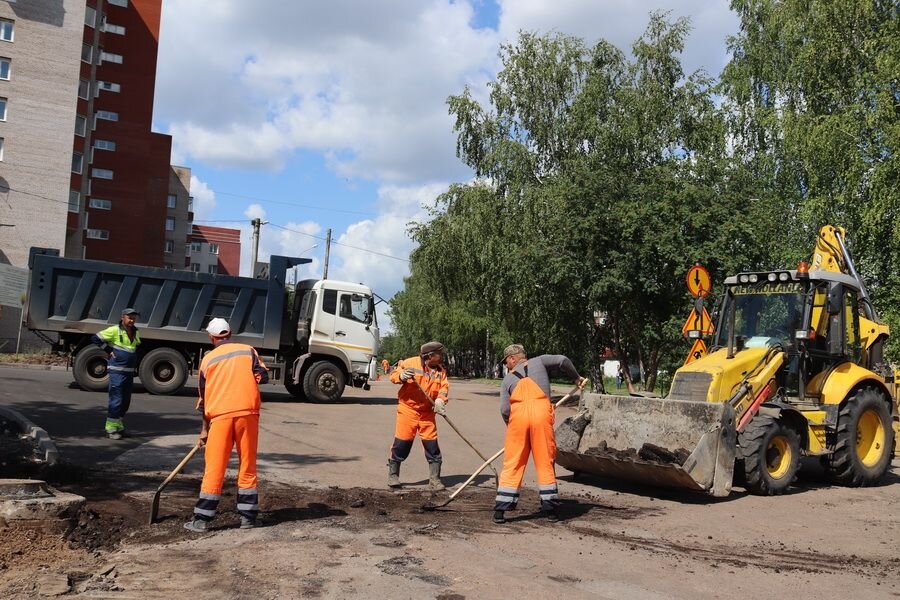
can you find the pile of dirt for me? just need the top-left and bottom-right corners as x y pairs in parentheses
(582, 440), (690, 466)
(0, 352), (69, 367)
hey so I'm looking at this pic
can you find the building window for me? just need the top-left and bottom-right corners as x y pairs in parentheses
(208, 264), (218, 274)
(86, 229), (109, 240)
(0, 58), (10, 80)
(164, 240), (174, 254)
(107, 0), (129, 6)
(191, 241), (202, 253)
(78, 79), (89, 99)
(208, 243), (219, 255)
(190, 263), (200, 273)
(68, 191), (80, 213)
(0, 137), (4, 161)
(72, 153), (83, 174)
(100, 51), (123, 65)
(0, 97), (6, 121)
(104, 23), (126, 35)
(98, 81), (120, 93)
(165, 217), (175, 231)
(92, 168), (113, 180)
(75, 115), (86, 136)
(81, 44), (93, 64)
(94, 139), (116, 151)
(84, 7), (96, 28)
(95, 110), (119, 122)
(167, 194), (177, 208)
(0, 20), (13, 42)
(89, 198), (112, 210)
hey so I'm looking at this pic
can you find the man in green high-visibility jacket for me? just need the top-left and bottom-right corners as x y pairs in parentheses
(91, 308), (142, 439)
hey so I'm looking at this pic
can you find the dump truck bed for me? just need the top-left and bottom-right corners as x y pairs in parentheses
(555, 393), (737, 496)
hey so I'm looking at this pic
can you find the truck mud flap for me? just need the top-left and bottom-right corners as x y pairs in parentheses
(555, 394), (737, 497)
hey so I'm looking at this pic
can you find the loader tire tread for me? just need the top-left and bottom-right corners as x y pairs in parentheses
(739, 414), (800, 496)
(827, 387), (893, 487)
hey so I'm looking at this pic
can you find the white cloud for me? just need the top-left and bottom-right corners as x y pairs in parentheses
(188, 175), (216, 222)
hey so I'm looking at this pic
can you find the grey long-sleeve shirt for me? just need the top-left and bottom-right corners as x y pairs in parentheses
(500, 355), (580, 423)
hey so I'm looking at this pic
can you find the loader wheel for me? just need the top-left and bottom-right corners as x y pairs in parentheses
(827, 388), (894, 487)
(739, 414), (801, 495)
(73, 346), (110, 392)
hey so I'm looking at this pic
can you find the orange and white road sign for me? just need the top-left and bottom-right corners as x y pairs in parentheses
(686, 264), (711, 297)
(684, 339), (708, 365)
(682, 306), (715, 336)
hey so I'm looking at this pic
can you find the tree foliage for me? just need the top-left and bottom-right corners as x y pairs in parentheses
(390, 4), (900, 382)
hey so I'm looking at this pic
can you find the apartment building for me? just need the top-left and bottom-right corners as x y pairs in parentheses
(0, 1), (84, 268)
(163, 164), (192, 269)
(188, 225), (240, 276)
(67, 0), (173, 266)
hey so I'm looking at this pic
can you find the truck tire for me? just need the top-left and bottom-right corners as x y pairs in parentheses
(739, 414), (800, 495)
(303, 361), (345, 403)
(138, 347), (188, 395)
(73, 346), (109, 392)
(827, 387), (894, 487)
(284, 380), (306, 400)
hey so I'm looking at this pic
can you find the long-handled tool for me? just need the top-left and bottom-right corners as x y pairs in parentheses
(411, 376), (499, 481)
(423, 381), (586, 511)
(149, 443), (202, 524)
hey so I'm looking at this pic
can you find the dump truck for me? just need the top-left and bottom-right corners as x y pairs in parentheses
(556, 225), (898, 496)
(24, 250), (380, 402)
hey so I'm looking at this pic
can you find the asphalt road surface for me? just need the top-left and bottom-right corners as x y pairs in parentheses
(2, 365), (899, 599)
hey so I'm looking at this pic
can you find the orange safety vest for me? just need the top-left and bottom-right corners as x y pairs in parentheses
(389, 356), (449, 413)
(197, 342), (268, 421)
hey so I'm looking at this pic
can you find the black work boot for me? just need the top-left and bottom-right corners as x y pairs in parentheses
(543, 508), (560, 522)
(492, 510), (506, 524)
(387, 460), (402, 488)
(428, 461), (445, 491)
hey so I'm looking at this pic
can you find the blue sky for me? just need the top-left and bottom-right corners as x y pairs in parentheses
(152, 0), (738, 330)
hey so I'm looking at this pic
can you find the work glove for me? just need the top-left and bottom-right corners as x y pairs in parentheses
(399, 368), (415, 382)
(576, 376), (589, 389)
(434, 398), (447, 415)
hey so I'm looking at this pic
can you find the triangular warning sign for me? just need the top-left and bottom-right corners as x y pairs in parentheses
(683, 339), (708, 366)
(681, 307), (715, 336)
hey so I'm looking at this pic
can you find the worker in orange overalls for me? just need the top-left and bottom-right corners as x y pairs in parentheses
(381, 358), (390, 378)
(184, 318), (269, 533)
(494, 344), (585, 524)
(387, 341), (449, 490)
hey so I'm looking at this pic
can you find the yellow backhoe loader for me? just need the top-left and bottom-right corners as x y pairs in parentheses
(556, 225), (898, 496)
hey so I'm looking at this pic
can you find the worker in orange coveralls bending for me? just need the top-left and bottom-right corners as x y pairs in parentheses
(184, 318), (269, 533)
(493, 344), (585, 524)
(387, 341), (449, 491)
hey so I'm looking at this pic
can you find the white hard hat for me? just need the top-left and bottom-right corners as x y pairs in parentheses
(205, 317), (231, 337)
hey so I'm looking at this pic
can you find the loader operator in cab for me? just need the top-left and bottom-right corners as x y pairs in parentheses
(494, 344), (586, 524)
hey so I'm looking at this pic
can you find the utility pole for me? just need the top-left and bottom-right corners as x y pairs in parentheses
(323, 228), (332, 280)
(250, 218), (267, 277)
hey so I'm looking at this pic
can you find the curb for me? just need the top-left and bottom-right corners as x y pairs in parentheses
(0, 405), (60, 465)
(0, 362), (69, 372)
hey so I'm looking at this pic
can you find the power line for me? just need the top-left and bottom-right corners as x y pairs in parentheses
(269, 223), (410, 263)
(212, 190), (378, 217)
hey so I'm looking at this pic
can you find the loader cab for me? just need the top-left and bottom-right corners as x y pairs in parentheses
(717, 270), (866, 400)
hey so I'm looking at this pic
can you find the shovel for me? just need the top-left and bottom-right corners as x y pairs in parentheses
(410, 377), (500, 482)
(423, 381), (586, 511)
(149, 443), (202, 524)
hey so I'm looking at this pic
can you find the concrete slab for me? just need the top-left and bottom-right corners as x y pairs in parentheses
(0, 405), (59, 464)
(0, 478), (84, 524)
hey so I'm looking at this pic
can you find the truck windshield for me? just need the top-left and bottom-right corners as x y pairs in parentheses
(720, 281), (807, 349)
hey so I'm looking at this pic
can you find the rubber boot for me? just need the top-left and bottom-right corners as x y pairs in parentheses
(387, 460), (402, 488)
(428, 461), (444, 491)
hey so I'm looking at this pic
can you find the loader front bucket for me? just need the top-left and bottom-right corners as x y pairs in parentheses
(555, 393), (737, 497)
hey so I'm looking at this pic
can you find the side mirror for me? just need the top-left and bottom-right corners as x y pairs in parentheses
(826, 282), (843, 314)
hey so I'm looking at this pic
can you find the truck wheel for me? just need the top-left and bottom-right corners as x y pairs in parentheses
(303, 361), (345, 403)
(139, 348), (188, 395)
(827, 387), (894, 487)
(739, 414), (800, 495)
(284, 380), (306, 400)
(73, 346), (109, 392)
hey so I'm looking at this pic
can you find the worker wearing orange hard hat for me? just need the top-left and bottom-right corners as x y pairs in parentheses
(387, 341), (449, 491)
(184, 318), (269, 533)
(493, 344), (585, 524)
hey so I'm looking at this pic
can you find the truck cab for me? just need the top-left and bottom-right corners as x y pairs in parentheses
(288, 278), (380, 402)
